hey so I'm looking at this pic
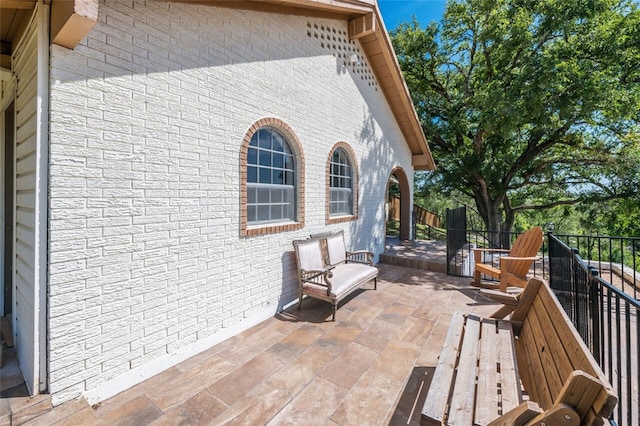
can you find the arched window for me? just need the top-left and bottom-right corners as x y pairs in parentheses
(326, 143), (358, 224)
(247, 128), (296, 223)
(241, 118), (305, 236)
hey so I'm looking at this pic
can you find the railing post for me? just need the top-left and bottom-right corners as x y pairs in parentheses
(588, 266), (602, 365)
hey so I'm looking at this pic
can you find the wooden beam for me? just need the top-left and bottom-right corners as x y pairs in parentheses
(50, 0), (98, 49)
(165, 0), (374, 17)
(0, 0), (35, 9)
(348, 13), (375, 40)
(412, 154), (434, 170)
(0, 53), (10, 70)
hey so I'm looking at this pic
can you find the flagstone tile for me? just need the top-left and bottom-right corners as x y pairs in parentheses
(267, 377), (348, 426)
(319, 342), (378, 390)
(207, 352), (285, 406)
(149, 390), (226, 426)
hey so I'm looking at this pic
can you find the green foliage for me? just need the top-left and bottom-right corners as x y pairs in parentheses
(393, 0), (640, 235)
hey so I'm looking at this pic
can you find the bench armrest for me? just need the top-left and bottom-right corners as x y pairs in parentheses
(300, 265), (336, 295)
(346, 250), (375, 266)
(488, 401), (541, 426)
(481, 289), (519, 305)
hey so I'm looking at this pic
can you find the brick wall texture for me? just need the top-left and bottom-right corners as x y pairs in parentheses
(47, 0), (414, 404)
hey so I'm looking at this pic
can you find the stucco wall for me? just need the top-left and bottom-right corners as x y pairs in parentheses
(47, 0), (413, 404)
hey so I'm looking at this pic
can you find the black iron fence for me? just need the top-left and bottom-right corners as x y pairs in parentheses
(445, 207), (467, 275)
(445, 227), (547, 278)
(549, 234), (639, 426)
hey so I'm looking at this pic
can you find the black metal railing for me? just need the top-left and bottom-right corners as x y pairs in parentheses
(446, 227), (547, 279)
(552, 233), (640, 299)
(446, 207), (467, 275)
(548, 235), (639, 426)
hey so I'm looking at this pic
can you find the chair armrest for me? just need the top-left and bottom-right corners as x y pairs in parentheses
(500, 256), (541, 262)
(473, 248), (510, 263)
(473, 248), (511, 253)
(346, 250), (375, 266)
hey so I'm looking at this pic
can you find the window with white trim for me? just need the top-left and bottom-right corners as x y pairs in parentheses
(329, 148), (353, 216)
(246, 127), (296, 224)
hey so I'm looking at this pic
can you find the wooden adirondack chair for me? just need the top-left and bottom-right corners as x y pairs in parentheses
(472, 226), (543, 292)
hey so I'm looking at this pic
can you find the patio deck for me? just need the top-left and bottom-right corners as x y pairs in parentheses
(1, 264), (500, 426)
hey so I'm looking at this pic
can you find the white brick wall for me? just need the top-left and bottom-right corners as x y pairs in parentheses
(47, 0), (414, 404)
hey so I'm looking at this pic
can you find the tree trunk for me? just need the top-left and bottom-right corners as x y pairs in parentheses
(473, 184), (505, 248)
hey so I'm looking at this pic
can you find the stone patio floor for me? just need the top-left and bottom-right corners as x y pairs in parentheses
(2, 264), (501, 425)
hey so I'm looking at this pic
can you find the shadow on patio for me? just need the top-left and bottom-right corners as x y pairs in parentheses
(3, 264), (500, 425)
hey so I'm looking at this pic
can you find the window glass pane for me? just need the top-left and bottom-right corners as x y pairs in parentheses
(285, 204), (294, 220)
(257, 188), (270, 203)
(257, 205), (270, 221)
(259, 168), (271, 184)
(247, 205), (257, 222)
(273, 153), (284, 168)
(258, 129), (271, 149)
(249, 133), (259, 148)
(272, 170), (284, 185)
(270, 205), (282, 220)
(285, 187), (294, 203)
(284, 171), (294, 185)
(272, 189), (283, 203)
(259, 150), (270, 167)
(248, 147), (258, 165)
(284, 156), (294, 170)
(247, 166), (258, 183)
(272, 132), (284, 152)
(248, 186), (257, 203)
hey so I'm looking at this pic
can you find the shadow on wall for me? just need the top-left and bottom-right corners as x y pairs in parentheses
(278, 250), (300, 311)
(349, 105), (408, 257)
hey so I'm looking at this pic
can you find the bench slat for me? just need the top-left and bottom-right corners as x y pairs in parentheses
(422, 311), (467, 424)
(448, 314), (481, 425)
(476, 319), (499, 425)
(517, 317), (554, 408)
(525, 299), (567, 400)
(536, 287), (617, 417)
(497, 320), (521, 413)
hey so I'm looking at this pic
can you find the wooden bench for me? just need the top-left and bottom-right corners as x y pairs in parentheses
(292, 230), (377, 320)
(422, 277), (617, 425)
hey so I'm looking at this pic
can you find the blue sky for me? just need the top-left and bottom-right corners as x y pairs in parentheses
(378, 0), (447, 30)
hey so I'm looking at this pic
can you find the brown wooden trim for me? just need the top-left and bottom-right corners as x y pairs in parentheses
(50, 0), (98, 49)
(348, 13), (374, 40)
(0, 0), (36, 9)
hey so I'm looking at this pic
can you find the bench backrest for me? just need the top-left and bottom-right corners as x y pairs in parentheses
(309, 231), (348, 266)
(325, 231), (347, 265)
(512, 278), (617, 423)
(292, 238), (325, 272)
